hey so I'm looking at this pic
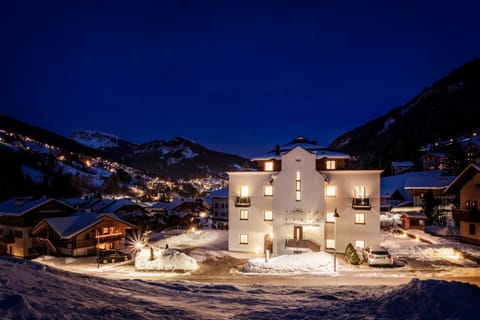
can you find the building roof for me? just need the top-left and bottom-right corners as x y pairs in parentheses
(444, 162), (480, 194)
(404, 171), (456, 190)
(209, 187), (228, 198)
(33, 212), (135, 239)
(98, 198), (142, 213)
(391, 161), (414, 167)
(0, 198), (72, 217)
(251, 146), (350, 161)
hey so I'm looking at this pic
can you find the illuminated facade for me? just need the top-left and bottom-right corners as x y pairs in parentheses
(228, 138), (382, 256)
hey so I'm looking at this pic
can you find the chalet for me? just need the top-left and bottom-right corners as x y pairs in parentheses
(421, 153), (448, 171)
(209, 188), (229, 223)
(445, 163), (480, 245)
(32, 212), (136, 256)
(228, 137), (382, 256)
(391, 161), (414, 175)
(0, 198), (75, 257)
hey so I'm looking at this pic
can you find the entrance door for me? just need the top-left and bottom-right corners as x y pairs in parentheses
(293, 226), (303, 241)
(264, 234), (273, 254)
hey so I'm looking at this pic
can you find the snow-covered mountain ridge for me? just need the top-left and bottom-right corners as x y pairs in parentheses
(71, 129), (123, 149)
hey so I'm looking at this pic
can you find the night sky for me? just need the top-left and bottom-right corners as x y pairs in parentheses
(2, 1), (480, 157)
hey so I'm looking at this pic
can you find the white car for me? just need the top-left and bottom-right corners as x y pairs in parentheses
(363, 247), (394, 266)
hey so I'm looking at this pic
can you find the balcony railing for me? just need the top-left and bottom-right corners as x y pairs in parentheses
(285, 239), (321, 252)
(235, 197), (251, 207)
(0, 235), (15, 244)
(452, 209), (480, 222)
(352, 197), (371, 210)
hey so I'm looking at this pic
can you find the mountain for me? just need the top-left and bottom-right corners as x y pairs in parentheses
(71, 131), (247, 179)
(329, 58), (480, 170)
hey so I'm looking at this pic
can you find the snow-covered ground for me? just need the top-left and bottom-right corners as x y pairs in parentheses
(2, 229), (479, 319)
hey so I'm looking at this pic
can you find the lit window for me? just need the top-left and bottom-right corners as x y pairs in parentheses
(326, 212), (335, 223)
(264, 210), (273, 221)
(355, 213), (365, 224)
(326, 160), (336, 170)
(102, 227), (109, 234)
(326, 186), (337, 197)
(264, 161), (273, 171)
(240, 210), (249, 220)
(326, 239), (335, 249)
(355, 240), (365, 249)
(264, 185), (273, 196)
(240, 234), (248, 244)
(296, 171), (301, 201)
(240, 186), (249, 197)
(354, 185), (366, 198)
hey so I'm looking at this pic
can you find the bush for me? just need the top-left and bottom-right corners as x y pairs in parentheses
(345, 243), (362, 265)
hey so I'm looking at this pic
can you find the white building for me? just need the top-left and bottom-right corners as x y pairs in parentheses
(228, 137), (382, 256)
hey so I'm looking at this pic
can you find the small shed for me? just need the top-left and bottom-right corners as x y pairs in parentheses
(400, 212), (427, 230)
(391, 207), (427, 231)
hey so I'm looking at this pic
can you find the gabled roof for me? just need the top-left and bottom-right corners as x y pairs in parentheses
(209, 187), (228, 198)
(98, 198), (143, 213)
(0, 198), (73, 217)
(251, 145), (350, 161)
(33, 212), (135, 239)
(404, 171), (455, 190)
(150, 198), (196, 211)
(391, 161), (414, 167)
(444, 163), (480, 194)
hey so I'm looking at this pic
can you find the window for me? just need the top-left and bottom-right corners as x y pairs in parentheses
(240, 210), (249, 220)
(296, 171), (301, 201)
(102, 227), (109, 234)
(354, 185), (366, 198)
(264, 161), (274, 171)
(240, 186), (249, 197)
(264, 185), (273, 196)
(14, 230), (23, 238)
(326, 160), (336, 170)
(469, 224), (476, 235)
(355, 213), (365, 224)
(326, 186), (337, 197)
(326, 212), (335, 223)
(355, 240), (365, 249)
(240, 234), (248, 244)
(326, 239), (335, 249)
(264, 210), (273, 221)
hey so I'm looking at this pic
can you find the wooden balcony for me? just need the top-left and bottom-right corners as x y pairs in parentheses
(285, 239), (321, 252)
(235, 197), (251, 207)
(352, 198), (371, 210)
(452, 209), (480, 222)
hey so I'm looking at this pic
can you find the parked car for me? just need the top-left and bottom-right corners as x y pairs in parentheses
(98, 249), (131, 264)
(363, 246), (394, 266)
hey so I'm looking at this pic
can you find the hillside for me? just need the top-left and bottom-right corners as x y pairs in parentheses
(329, 58), (480, 170)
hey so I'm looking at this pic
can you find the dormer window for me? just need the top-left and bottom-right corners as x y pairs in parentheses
(264, 161), (274, 171)
(326, 160), (336, 170)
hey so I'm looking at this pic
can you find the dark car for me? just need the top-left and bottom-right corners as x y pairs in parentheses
(98, 249), (131, 264)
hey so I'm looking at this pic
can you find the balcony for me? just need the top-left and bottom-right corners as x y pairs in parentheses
(235, 196), (251, 207)
(352, 197), (371, 210)
(0, 235), (15, 244)
(285, 212), (322, 225)
(285, 239), (321, 252)
(452, 209), (480, 222)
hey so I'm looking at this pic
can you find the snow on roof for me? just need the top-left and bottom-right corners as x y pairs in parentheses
(36, 212), (134, 239)
(89, 199), (116, 212)
(208, 187), (228, 198)
(391, 161), (414, 167)
(445, 162), (480, 194)
(0, 198), (66, 216)
(404, 171), (455, 189)
(391, 206), (423, 213)
(150, 198), (196, 211)
(99, 198), (142, 213)
(251, 147), (350, 161)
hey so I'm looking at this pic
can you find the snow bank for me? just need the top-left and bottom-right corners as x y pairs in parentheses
(373, 278), (480, 319)
(240, 252), (336, 274)
(135, 247), (198, 272)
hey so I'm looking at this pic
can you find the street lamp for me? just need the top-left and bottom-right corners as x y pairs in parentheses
(333, 208), (340, 272)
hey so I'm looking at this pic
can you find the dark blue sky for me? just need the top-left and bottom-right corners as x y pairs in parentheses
(2, 1), (480, 157)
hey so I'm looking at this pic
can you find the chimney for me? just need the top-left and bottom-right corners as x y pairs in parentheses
(275, 144), (280, 155)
